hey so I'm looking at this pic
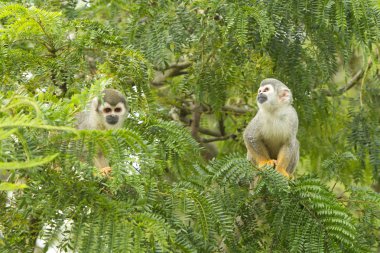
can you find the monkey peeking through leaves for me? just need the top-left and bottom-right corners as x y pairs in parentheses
(243, 78), (299, 178)
(76, 89), (128, 176)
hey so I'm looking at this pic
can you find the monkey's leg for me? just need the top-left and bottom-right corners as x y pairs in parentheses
(94, 152), (112, 176)
(245, 140), (275, 167)
(275, 166), (289, 178)
(276, 141), (298, 178)
(286, 140), (299, 176)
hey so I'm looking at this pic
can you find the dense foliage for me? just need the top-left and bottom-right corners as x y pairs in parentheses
(0, 1), (380, 252)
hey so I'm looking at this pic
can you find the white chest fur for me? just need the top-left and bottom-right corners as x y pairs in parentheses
(257, 107), (294, 147)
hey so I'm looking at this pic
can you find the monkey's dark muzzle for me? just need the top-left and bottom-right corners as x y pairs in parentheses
(257, 94), (267, 104)
(106, 115), (119, 125)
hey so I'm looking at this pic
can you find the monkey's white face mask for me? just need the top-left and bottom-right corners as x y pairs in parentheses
(93, 100), (127, 129)
(257, 84), (293, 111)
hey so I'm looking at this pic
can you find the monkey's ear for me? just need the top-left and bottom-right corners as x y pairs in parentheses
(90, 97), (99, 112)
(279, 88), (292, 103)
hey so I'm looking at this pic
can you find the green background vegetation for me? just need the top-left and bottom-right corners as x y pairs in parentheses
(0, 0), (380, 252)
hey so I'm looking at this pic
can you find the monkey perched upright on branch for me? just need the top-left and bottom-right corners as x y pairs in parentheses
(76, 89), (128, 174)
(243, 78), (299, 178)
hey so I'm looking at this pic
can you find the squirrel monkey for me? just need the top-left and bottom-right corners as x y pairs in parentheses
(76, 89), (128, 175)
(243, 78), (299, 178)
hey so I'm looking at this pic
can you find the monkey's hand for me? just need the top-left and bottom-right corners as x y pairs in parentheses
(100, 166), (112, 176)
(257, 160), (290, 178)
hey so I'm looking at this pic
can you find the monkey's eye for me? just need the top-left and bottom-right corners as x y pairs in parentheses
(114, 107), (122, 113)
(103, 108), (112, 113)
(263, 87), (269, 92)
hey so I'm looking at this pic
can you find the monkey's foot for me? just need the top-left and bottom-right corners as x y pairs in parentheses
(258, 159), (277, 167)
(100, 166), (112, 176)
(276, 167), (290, 178)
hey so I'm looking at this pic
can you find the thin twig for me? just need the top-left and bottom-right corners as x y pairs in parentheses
(222, 105), (253, 114)
(201, 135), (235, 143)
(323, 61), (373, 96)
(151, 62), (192, 86)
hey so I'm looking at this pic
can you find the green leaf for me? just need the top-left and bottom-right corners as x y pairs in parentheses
(0, 153), (59, 170)
(0, 182), (27, 191)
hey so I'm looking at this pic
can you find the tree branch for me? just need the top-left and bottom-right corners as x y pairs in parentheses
(169, 106), (222, 137)
(322, 61), (373, 96)
(201, 135), (236, 143)
(218, 115), (225, 136)
(151, 62), (192, 87)
(190, 103), (202, 142)
(199, 128), (222, 137)
(180, 115), (222, 137)
(222, 105), (253, 114)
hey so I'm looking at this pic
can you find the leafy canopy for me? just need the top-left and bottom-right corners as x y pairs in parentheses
(1, 1), (380, 252)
